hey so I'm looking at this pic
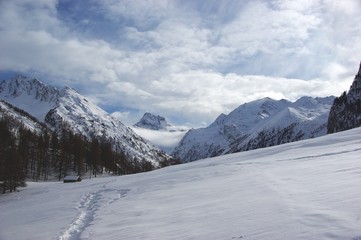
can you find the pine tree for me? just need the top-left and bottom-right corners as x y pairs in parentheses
(88, 138), (101, 177)
(73, 134), (86, 176)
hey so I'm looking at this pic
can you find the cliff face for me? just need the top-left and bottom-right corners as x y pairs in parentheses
(327, 62), (361, 133)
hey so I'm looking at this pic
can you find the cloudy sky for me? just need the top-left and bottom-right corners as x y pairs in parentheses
(1, 0), (360, 127)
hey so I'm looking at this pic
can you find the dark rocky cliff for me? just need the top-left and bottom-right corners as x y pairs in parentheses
(327, 62), (361, 133)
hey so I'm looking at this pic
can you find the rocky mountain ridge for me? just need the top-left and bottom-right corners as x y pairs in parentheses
(327, 62), (361, 133)
(134, 112), (187, 133)
(134, 112), (171, 130)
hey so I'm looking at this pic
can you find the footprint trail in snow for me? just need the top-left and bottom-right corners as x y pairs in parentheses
(58, 179), (130, 240)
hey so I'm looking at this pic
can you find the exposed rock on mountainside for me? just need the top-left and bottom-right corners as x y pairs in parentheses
(134, 112), (187, 133)
(134, 112), (171, 130)
(327, 62), (361, 133)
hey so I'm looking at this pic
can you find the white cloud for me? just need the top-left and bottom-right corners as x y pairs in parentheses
(111, 110), (131, 122)
(0, 0), (360, 127)
(132, 127), (187, 153)
(98, 0), (172, 27)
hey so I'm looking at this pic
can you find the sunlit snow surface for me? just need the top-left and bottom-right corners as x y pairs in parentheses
(1, 128), (361, 240)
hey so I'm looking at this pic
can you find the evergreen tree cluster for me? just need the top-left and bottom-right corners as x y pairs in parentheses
(0, 117), (25, 193)
(0, 113), (177, 194)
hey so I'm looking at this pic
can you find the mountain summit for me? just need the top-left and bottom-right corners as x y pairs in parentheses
(327, 61), (361, 133)
(134, 112), (171, 130)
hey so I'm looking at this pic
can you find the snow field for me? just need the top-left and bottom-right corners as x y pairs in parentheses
(1, 128), (361, 239)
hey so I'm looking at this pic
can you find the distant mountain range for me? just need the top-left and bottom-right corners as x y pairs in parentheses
(3, 61), (361, 166)
(0, 76), (171, 166)
(172, 96), (335, 162)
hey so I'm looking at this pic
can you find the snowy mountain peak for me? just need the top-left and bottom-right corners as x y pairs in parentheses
(173, 96), (334, 162)
(225, 98), (291, 132)
(134, 112), (171, 130)
(293, 96), (335, 109)
(0, 76), (60, 120)
(0, 75), (60, 102)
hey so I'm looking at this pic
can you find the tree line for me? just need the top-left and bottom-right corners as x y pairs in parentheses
(0, 114), (178, 194)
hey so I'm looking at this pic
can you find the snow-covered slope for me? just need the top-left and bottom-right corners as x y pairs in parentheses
(1, 127), (361, 240)
(0, 100), (47, 134)
(0, 76), (170, 165)
(173, 96), (334, 162)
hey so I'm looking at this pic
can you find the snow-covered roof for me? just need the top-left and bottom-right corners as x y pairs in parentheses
(63, 175), (80, 181)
